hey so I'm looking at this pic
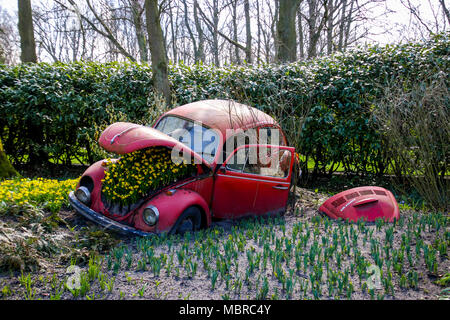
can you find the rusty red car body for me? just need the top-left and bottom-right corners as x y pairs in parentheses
(69, 100), (296, 236)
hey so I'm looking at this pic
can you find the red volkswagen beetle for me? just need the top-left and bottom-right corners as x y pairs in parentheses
(69, 100), (296, 236)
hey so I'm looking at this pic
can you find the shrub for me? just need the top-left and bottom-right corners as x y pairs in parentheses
(0, 33), (448, 179)
(374, 71), (449, 211)
(0, 62), (157, 165)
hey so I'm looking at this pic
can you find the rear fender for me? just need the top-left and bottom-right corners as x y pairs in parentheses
(134, 189), (211, 233)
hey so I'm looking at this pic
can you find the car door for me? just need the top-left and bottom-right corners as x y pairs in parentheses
(246, 145), (294, 215)
(212, 144), (295, 219)
(211, 146), (257, 219)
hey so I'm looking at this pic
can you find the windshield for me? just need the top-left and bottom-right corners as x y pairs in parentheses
(154, 116), (219, 163)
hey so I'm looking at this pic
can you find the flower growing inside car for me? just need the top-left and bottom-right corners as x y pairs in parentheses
(101, 147), (196, 207)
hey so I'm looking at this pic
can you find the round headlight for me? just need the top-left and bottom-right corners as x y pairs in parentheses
(75, 186), (91, 205)
(143, 206), (159, 226)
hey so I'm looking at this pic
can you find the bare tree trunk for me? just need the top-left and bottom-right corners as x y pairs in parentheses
(198, 0), (220, 65)
(256, 0), (262, 63)
(338, 0), (347, 51)
(18, 0), (37, 63)
(183, 0), (198, 63)
(270, 0), (279, 61)
(106, 6), (120, 62)
(145, 0), (171, 106)
(231, 0), (240, 64)
(343, 0), (354, 49)
(193, 0), (205, 63)
(298, 6), (304, 59)
(439, 0), (450, 25)
(244, 0), (252, 63)
(277, 0), (301, 63)
(167, 0), (177, 63)
(228, 39), (233, 64)
(262, 29), (271, 64)
(326, 0), (334, 55)
(307, 0), (318, 58)
(212, 0), (220, 66)
(130, 0), (148, 62)
(307, 0), (328, 59)
(18, 0), (48, 165)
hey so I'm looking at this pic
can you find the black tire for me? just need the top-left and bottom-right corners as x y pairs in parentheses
(170, 206), (202, 235)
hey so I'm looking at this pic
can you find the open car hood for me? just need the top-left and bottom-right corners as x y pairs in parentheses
(98, 122), (210, 167)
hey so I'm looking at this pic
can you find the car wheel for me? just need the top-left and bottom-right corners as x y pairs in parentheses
(170, 206), (202, 235)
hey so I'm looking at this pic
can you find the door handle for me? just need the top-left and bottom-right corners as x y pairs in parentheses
(272, 185), (289, 190)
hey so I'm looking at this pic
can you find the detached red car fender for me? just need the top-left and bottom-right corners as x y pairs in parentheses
(319, 186), (400, 222)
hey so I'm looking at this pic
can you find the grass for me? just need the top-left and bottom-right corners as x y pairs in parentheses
(2, 211), (449, 300)
(300, 155), (450, 177)
(12, 211), (441, 300)
(0, 174), (448, 300)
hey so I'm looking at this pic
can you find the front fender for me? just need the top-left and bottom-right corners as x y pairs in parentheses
(76, 160), (106, 212)
(134, 189), (211, 233)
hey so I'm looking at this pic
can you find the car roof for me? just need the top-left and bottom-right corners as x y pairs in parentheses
(163, 99), (278, 138)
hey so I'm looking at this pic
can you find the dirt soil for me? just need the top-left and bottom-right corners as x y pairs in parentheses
(0, 188), (448, 300)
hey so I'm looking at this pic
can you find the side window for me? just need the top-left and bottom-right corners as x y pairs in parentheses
(243, 155), (260, 175)
(258, 149), (292, 178)
(222, 129), (258, 163)
(258, 126), (286, 146)
(226, 146), (292, 178)
(225, 147), (247, 172)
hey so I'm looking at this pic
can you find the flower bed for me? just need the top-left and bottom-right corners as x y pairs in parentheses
(101, 147), (196, 211)
(0, 178), (78, 213)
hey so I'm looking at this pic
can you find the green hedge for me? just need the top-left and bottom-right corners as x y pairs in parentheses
(0, 33), (448, 177)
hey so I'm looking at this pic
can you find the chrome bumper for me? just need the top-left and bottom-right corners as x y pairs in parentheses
(68, 191), (153, 237)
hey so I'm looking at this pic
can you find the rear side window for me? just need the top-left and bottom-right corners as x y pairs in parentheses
(222, 130), (257, 164)
(226, 146), (292, 178)
(258, 126), (286, 146)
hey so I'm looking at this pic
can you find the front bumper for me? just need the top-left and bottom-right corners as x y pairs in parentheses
(68, 191), (153, 237)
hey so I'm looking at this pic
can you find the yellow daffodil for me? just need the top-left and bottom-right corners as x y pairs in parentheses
(101, 146), (195, 207)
